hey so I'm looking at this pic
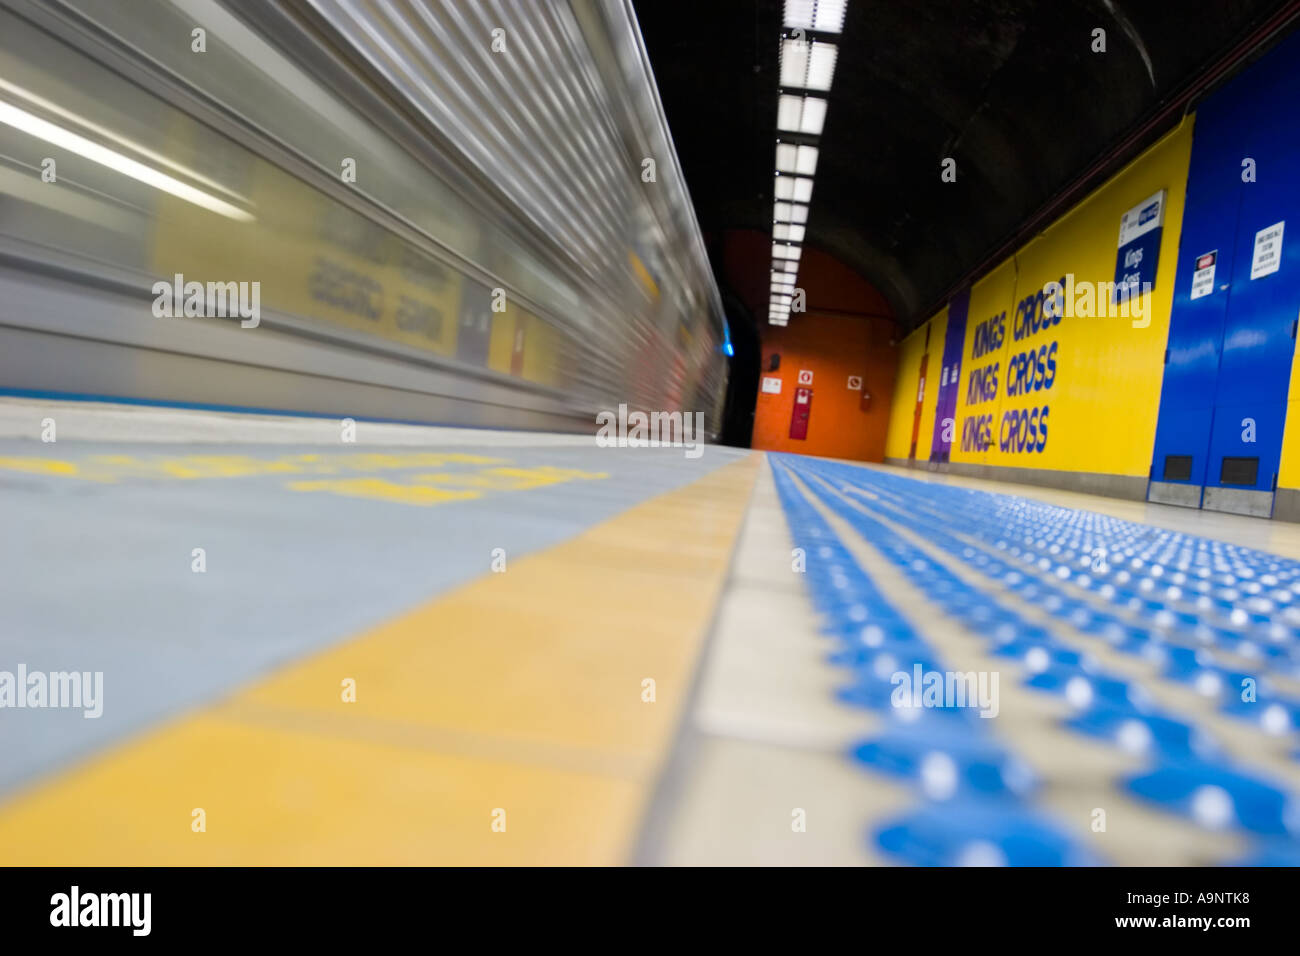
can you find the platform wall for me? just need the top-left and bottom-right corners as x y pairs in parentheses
(887, 119), (1195, 498)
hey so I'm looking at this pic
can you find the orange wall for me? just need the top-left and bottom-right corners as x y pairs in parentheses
(722, 230), (898, 460)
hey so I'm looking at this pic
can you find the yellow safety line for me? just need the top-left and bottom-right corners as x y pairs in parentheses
(0, 453), (761, 865)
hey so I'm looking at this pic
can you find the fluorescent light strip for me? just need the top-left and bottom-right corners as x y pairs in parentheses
(775, 142), (796, 173)
(784, 0), (847, 33)
(777, 93), (828, 135)
(775, 143), (819, 177)
(0, 100), (255, 222)
(774, 175), (814, 202)
(779, 38), (838, 91)
(771, 5), (845, 317)
(774, 201), (810, 224)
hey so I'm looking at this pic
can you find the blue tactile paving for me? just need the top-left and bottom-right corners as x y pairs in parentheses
(770, 458), (1099, 866)
(875, 802), (1102, 867)
(770, 453), (1300, 866)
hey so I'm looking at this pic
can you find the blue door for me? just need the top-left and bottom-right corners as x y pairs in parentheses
(1147, 188), (1239, 509)
(1148, 31), (1300, 518)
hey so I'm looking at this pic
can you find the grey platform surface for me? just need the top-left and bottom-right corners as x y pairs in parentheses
(0, 428), (744, 795)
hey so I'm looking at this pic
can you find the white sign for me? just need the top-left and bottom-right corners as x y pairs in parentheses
(761, 376), (782, 394)
(1251, 221), (1285, 280)
(847, 375), (863, 390)
(797, 369), (813, 385)
(1117, 190), (1166, 247)
(1190, 250), (1217, 300)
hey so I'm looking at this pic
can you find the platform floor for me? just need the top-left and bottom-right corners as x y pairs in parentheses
(2, 398), (1300, 865)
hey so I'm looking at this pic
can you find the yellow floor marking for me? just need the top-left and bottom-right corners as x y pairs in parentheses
(0, 451), (509, 483)
(0, 456), (80, 477)
(287, 465), (609, 505)
(0, 453), (761, 864)
(287, 478), (483, 505)
(422, 466), (609, 491)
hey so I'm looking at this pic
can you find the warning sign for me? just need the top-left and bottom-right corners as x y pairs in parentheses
(1251, 221), (1284, 280)
(797, 369), (813, 385)
(1190, 250), (1216, 300)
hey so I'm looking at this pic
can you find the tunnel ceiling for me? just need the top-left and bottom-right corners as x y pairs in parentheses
(632, 0), (1297, 329)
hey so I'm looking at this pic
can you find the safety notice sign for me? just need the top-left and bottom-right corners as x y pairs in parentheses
(1190, 250), (1216, 300)
(1251, 221), (1284, 280)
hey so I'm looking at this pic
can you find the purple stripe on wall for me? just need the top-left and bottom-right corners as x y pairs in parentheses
(929, 287), (970, 462)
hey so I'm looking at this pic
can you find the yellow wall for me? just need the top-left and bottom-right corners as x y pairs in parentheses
(884, 309), (946, 460)
(892, 118), (1194, 478)
(1278, 342), (1300, 489)
(883, 324), (923, 459)
(919, 310), (947, 459)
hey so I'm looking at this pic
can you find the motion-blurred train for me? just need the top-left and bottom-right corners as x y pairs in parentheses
(0, 0), (727, 433)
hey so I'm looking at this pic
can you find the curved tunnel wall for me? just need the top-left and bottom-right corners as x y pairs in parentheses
(722, 229), (898, 461)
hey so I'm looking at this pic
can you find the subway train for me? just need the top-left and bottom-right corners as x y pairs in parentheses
(0, 0), (727, 433)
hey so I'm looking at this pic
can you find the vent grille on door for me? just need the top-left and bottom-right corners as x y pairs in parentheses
(1163, 455), (1193, 481)
(1220, 457), (1260, 486)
